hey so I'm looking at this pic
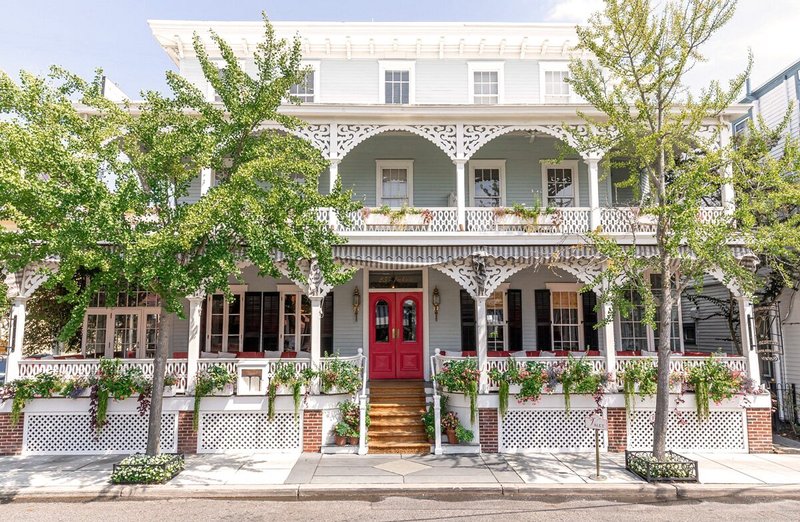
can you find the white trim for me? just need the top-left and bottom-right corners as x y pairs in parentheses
(486, 284), (510, 351)
(278, 290), (312, 354)
(538, 61), (573, 104)
(545, 283), (583, 351)
(205, 290), (245, 353)
(423, 267), (431, 380)
(541, 159), (579, 208)
(375, 159), (414, 207)
(467, 61), (505, 105)
(82, 307), (161, 359)
(468, 159), (506, 207)
(378, 60), (416, 105)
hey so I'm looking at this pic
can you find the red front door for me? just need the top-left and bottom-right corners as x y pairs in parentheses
(369, 292), (423, 380)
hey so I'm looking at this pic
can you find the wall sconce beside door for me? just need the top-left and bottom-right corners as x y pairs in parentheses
(353, 286), (361, 321)
(432, 286), (441, 321)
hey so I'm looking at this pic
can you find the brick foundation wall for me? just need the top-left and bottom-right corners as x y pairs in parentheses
(0, 413), (24, 455)
(607, 408), (627, 452)
(176, 411), (197, 454)
(302, 409), (323, 452)
(746, 408), (772, 453)
(478, 408), (498, 453)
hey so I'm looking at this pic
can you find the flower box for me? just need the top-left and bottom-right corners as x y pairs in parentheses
(495, 214), (558, 228)
(625, 450), (698, 483)
(365, 213), (428, 227)
(274, 384), (306, 395)
(508, 384), (522, 395)
(162, 385), (176, 397)
(111, 454), (185, 485)
(322, 386), (351, 395)
(211, 383), (235, 396)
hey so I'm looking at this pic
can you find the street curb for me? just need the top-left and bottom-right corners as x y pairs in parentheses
(3, 482), (800, 503)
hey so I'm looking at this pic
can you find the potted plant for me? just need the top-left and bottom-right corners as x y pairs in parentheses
(31, 372), (66, 398)
(193, 364), (236, 431)
(455, 424), (474, 444)
(494, 203), (561, 231)
(435, 358), (480, 423)
(267, 363), (314, 421)
(319, 357), (361, 395)
(163, 374), (179, 397)
(687, 357), (744, 420)
(63, 375), (93, 398)
(626, 450), (698, 483)
(362, 205), (434, 230)
(334, 422), (349, 446)
(111, 454), (185, 484)
(441, 411), (460, 444)
(516, 361), (548, 405)
(619, 359), (658, 411)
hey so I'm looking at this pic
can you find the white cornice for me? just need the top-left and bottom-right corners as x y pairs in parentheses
(148, 20), (583, 65)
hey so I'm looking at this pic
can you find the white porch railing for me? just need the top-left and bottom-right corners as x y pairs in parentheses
(614, 355), (748, 381)
(18, 358), (189, 394)
(485, 356), (606, 391)
(601, 207), (726, 234)
(465, 207), (591, 234)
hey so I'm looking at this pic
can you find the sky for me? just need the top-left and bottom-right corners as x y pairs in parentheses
(1, 0), (798, 98)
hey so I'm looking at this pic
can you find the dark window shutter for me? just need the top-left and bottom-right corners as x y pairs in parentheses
(243, 292), (262, 352)
(261, 292), (280, 352)
(321, 292), (334, 356)
(199, 298), (207, 352)
(507, 289), (523, 351)
(582, 291), (599, 350)
(460, 290), (476, 352)
(535, 289), (552, 350)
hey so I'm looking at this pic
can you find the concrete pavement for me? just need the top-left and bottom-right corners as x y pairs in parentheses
(3, 451), (800, 502)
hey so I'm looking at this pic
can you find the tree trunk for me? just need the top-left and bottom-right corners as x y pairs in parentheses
(651, 262), (672, 461)
(146, 307), (172, 456)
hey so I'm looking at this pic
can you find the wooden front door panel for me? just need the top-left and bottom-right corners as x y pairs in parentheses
(368, 291), (424, 380)
(395, 292), (424, 379)
(369, 292), (395, 379)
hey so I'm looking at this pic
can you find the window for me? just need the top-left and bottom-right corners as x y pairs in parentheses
(542, 161), (579, 208)
(549, 287), (582, 351)
(208, 60), (246, 102)
(206, 289), (245, 353)
(289, 62), (319, 103)
(469, 160), (505, 207)
(619, 289), (649, 351)
(468, 62), (504, 104)
(82, 286), (161, 359)
(486, 288), (508, 351)
(539, 62), (572, 104)
(376, 160), (413, 207)
(651, 274), (683, 351)
(379, 61), (415, 104)
(279, 286), (312, 353)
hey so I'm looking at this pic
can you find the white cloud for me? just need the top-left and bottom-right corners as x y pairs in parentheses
(545, 0), (604, 22)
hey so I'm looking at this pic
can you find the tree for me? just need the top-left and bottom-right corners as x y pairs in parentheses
(0, 15), (357, 456)
(566, 0), (757, 459)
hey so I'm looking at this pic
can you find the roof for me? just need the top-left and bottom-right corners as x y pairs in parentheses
(741, 57), (800, 102)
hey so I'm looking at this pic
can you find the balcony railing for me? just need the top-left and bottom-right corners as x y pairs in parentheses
(319, 206), (726, 235)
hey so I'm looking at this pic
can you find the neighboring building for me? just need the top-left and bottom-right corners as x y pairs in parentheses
(736, 58), (800, 419)
(0, 21), (771, 456)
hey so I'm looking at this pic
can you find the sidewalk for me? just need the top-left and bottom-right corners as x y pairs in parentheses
(2, 451), (800, 502)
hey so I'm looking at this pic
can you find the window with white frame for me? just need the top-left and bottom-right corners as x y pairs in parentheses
(379, 61), (414, 104)
(278, 286), (312, 353)
(469, 160), (505, 207)
(542, 160), (578, 208)
(539, 62), (572, 104)
(486, 285), (508, 351)
(206, 286), (245, 353)
(547, 283), (582, 351)
(289, 62), (319, 103)
(82, 287), (161, 359)
(616, 275), (683, 353)
(468, 62), (504, 104)
(376, 160), (413, 207)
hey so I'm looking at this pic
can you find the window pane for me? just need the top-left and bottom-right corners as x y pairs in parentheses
(551, 291), (580, 351)
(384, 69), (410, 104)
(381, 168), (409, 206)
(85, 314), (107, 358)
(375, 300), (389, 342)
(402, 299), (417, 342)
(474, 168), (500, 206)
(547, 167), (575, 207)
(289, 71), (314, 102)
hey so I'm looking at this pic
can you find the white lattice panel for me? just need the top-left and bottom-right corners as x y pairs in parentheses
(198, 412), (301, 453)
(500, 409), (607, 452)
(23, 413), (176, 455)
(627, 409), (746, 452)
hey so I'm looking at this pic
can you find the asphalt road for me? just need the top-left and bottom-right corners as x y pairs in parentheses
(2, 497), (799, 521)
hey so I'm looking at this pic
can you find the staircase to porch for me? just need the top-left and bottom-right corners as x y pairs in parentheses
(368, 380), (430, 454)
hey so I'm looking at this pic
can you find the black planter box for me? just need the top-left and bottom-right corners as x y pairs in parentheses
(625, 450), (698, 483)
(111, 453), (185, 485)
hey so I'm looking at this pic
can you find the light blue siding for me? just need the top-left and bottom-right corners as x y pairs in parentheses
(416, 60), (468, 103)
(505, 60), (539, 104)
(179, 175), (202, 205)
(331, 270), (363, 356)
(319, 60), (378, 104)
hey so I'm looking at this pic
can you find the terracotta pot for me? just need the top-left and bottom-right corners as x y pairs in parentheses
(347, 435), (359, 445)
(446, 428), (457, 444)
(334, 435), (346, 446)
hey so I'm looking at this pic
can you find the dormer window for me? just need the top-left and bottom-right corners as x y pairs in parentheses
(379, 61), (415, 104)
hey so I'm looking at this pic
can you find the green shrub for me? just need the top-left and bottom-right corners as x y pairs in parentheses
(110, 454), (185, 484)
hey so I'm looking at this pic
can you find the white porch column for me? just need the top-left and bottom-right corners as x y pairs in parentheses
(328, 160), (341, 228)
(455, 160), (466, 231)
(600, 301), (617, 377)
(737, 295), (761, 383)
(310, 296), (323, 367)
(200, 168), (213, 196)
(6, 297), (28, 382)
(475, 295), (489, 393)
(186, 296), (203, 391)
(585, 157), (601, 231)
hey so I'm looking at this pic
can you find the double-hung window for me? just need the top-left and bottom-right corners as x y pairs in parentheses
(468, 62), (504, 104)
(376, 160), (413, 207)
(289, 62), (319, 103)
(542, 160), (579, 208)
(539, 62), (572, 104)
(616, 274), (684, 352)
(278, 285), (312, 353)
(469, 160), (505, 207)
(486, 286), (509, 351)
(547, 284), (583, 351)
(379, 61), (415, 104)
